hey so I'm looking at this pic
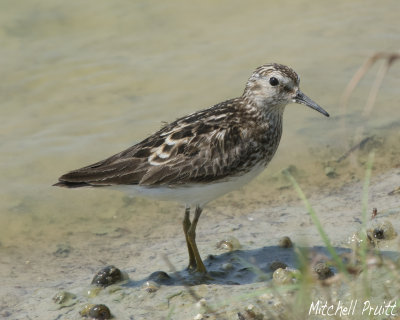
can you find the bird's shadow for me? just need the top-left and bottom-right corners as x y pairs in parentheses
(123, 245), (359, 288)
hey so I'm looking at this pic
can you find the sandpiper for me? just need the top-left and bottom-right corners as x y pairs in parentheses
(54, 63), (329, 273)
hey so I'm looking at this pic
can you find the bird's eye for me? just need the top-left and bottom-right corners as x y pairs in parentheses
(269, 77), (279, 86)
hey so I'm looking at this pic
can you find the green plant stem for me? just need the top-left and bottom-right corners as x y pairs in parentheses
(360, 151), (375, 297)
(283, 170), (348, 276)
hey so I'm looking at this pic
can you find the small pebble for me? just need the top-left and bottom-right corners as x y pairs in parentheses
(194, 314), (204, 320)
(149, 271), (172, 285)
(373, 228), (384, 239)
(91, 265), (124, 287)
(378, 220), (397, 239)
(80, 304), (95, 317)
(52, 291), (77, 308)
(216, 236), (241, 251)
(313, 262), (334, 280)
(278, 236), (293, 248)
(273, 268), (300, 285)
(52, 291), (74, 304)
(80, 304), (111, 319)
(368, 220), (397, 242)
(269, 261), (288, 272)
(142, 280), (159, 293)
(89, 304), (111, 320)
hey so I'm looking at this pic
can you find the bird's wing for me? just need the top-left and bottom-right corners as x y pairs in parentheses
(56, 99), (262, 187)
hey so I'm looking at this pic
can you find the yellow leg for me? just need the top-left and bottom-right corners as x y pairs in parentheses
(187, 205), (207, 273)
(183, 207), (197, 270)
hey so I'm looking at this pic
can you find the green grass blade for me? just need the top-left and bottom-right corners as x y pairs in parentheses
(283, 170), (348, 275)
(359, 151), (375, 297)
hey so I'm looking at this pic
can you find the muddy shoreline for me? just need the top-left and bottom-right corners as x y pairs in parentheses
(1, 166), (399, 319)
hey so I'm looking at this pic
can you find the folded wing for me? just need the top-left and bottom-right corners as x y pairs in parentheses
(55, 100), (261, 188)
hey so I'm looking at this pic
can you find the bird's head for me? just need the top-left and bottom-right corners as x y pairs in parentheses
(243, 63), (329, 117)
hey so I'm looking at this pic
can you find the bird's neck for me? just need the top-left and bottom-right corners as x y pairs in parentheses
(240, 96), (284, 161)
(242, 95), (286, 125)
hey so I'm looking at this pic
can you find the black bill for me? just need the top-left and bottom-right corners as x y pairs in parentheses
(293, 91), (330, 117)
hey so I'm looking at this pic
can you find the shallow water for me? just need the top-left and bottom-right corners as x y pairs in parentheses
(1, 0), (400, 317)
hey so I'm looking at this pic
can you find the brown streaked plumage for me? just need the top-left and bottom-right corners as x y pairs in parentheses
(54, 63), (329, 274)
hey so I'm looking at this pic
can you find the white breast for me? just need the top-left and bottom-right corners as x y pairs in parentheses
(112, 163), (266, 207)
